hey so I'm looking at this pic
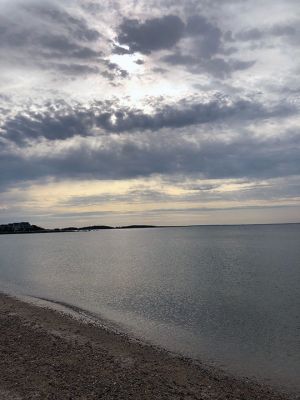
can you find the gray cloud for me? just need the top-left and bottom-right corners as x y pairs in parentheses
(102, 61), (129, 80)
(115, 15), (185, 54)
(35, 35), (101, 59)
(114, 13), (224, 58)
(236, 22), (299, 42)
(185, 15), (222, 58)
(1, 96), (296, 143)
(0, 1), (111, 77)
(162, 53), (255, 78)
(42, 63), (100, 76)
(115, 13), (256, 77)
(236, 28), (264, 41)
(114, 13), (224, 59)
(2, 109), (94, 143)
(0, 126), (299, 190)
(0, 6), (101, 56)
(270, 24), (297, 37)
(24, 3), (101, 42)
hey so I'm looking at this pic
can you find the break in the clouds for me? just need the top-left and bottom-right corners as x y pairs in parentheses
(0, 0), (299, 226)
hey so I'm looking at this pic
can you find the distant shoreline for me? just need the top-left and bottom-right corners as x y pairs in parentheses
(0, 221), (300, 235)
(0, 222), (157, 235)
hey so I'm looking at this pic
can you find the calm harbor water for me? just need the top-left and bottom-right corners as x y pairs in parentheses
(0, 224), (299, 390)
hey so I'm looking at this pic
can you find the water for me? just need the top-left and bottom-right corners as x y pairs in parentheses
(0, 224), (299, 391)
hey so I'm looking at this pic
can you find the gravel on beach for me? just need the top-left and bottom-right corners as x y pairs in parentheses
(0, 293), (298, 400)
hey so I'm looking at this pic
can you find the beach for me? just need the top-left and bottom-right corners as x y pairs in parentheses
(0, 293), (297, 400)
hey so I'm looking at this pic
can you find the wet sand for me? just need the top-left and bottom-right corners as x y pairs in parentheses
(0, 293), (298, 400)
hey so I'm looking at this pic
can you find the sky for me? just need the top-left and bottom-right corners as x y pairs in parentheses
(0, 0), (299, 227)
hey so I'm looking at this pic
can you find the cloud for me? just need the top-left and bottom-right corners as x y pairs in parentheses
(115, 15), (185, 54)
(24, 3), (101, 42)
(0, 0), (110, 77)
(235, 22), (299, 42)
(185, 15), (222, 58)
(270, 24), (297, 37)
(114, 13), (225, 59)
(236, 28), (264, 41)
(102, 61), (129, 80)
(1, 106), (95, 143)
(35, 35), (101, 59)
(162, 53), (255, 78)
(42, 63), (100, 76)
(62, 180), (300, 209)
(1, 125), (299, 191)
(0, 5), (101, 56)
(60, 188), (172, 207)
(1, 96), (296, 143)
(114, 13), (224, 58)
(115, 13), (255, 77)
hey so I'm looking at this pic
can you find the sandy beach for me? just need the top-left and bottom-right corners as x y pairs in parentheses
(0, 293), (298, 400)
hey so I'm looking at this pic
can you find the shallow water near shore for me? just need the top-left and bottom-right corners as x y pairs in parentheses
(0, 224), (299, 391)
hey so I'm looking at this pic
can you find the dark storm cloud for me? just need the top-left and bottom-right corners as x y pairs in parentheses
(0, 127), (299, 190)
(1, 97), (296, 143)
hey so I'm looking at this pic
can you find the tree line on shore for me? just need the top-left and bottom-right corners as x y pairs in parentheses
(0, 222), (156, 234)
